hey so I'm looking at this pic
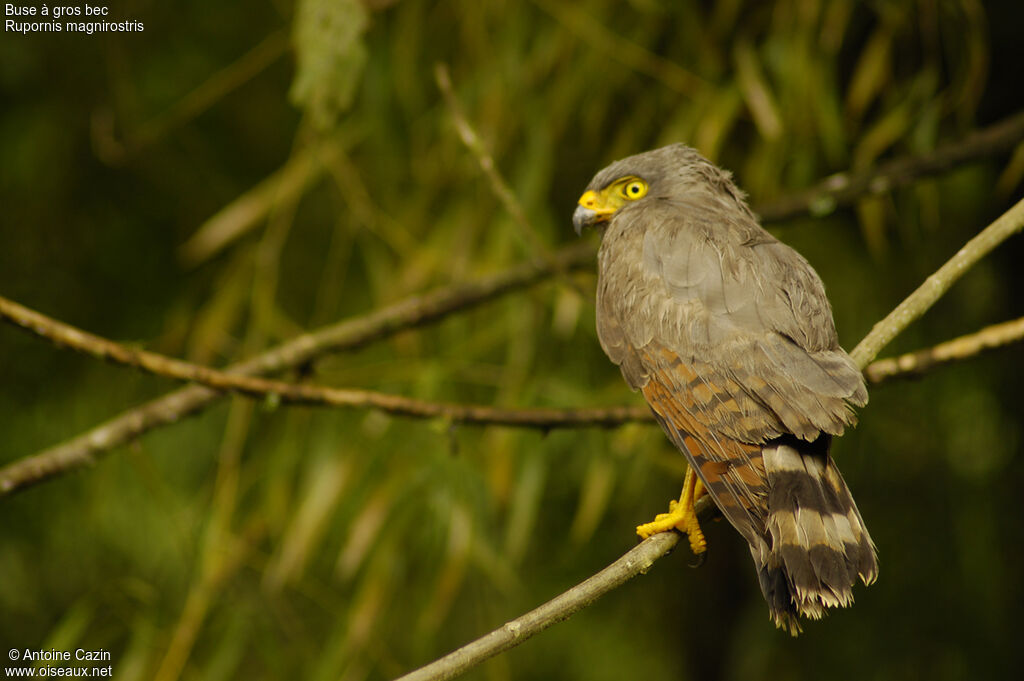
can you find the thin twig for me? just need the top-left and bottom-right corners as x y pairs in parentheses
(530, 0), (704, 95)
(92, 31), (290, 165)
(0, 292), (651, 429)
(850, 197), (1024, 368)
(755, 111), (1024, 222)
(394, 498), (714, 681)
(0, 244), (594, 497)
(4, 196), (1024, 495)
(2, 210), (1018, 676)
(434, 62), (581, 298)
(864, 315), (1024, 384)
(435, 64), (545, 256)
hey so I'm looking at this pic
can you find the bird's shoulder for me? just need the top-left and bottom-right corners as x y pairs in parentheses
(630, 199), (841, 354)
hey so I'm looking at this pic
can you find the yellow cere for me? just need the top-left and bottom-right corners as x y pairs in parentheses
(576, 175), (649, 221)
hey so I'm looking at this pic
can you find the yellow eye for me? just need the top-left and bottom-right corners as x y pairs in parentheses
(619, 179), (648, 200)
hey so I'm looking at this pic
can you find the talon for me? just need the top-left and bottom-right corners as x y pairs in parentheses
(635, 466), (708, 557)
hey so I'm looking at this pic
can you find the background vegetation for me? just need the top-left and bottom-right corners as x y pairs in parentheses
(3, 1), (1024, 679)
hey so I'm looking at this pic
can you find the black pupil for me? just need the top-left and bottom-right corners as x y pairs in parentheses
(629, 185), (638, 194)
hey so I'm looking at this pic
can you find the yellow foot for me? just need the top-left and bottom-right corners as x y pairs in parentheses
(635, 467), (707, 556)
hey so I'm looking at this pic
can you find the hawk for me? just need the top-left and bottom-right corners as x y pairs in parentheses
(573, 144), (877, 634)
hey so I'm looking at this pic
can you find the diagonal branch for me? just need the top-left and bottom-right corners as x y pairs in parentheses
(0, 244), (594, 496)
(3, 147), (1023, 681)
(391, 526), (698, 681)
(435, 63), (549, 260)
(755, 111), (1024, 222)
(434, 62), (585, 297)
(4, 197), (1024, 496)
(5, 295), (1024, 501)
(850, 197), (1024, 367)
(0, 292), (650, 429)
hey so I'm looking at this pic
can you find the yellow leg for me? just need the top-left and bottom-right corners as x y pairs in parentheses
(636, 466), (707, 556)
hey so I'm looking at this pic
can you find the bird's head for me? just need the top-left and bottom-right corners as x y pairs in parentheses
(572, 143), (748, 235)
(572, 174), (649, 235)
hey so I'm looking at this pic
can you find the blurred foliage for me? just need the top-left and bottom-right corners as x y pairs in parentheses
(290, 0), (368, 131)
(2, 1), (1024, 680)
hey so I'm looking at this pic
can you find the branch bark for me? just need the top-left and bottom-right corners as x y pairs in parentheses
(0, 291), (651, 425)
(4, 197), (1024, 496)
(0, 244), (594, 496)
(3, 128), (1023, 681)
(850, 197), (1024, 367)
(864, 315), (1024, 384)
(394, 498), (714, 681)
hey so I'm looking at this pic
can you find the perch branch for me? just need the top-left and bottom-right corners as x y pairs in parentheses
(755, 110), (1024, 222)
(0, 244), (594, 496)
(850, 196), (1024, 368)
(389, 197), (1024, 681)
(394, 498), (714, 681)
(864, 315), (1024, 384)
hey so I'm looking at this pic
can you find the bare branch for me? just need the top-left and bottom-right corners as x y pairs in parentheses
(0, 244), (594, 496)
(864, 315), (1024, 384)
(434, 63), (583, 296)
(393, 496), (715, 681)
(5, 191), (1024, 499)
(850, 196), (1024, 368)
(755, 111), (1024, 223)
(0, 292), (649, 426)
(435, 64), (546, 256)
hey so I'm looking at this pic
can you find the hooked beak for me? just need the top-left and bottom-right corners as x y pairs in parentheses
(573, 189), (616, 235)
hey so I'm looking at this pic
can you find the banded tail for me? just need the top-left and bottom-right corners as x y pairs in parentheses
(753, 436), (877, 635)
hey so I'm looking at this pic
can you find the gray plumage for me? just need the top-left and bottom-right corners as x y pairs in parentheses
(575, 144), (877, 634)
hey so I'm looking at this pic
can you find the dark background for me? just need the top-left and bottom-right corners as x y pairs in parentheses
(2, 1), (1024, 679)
